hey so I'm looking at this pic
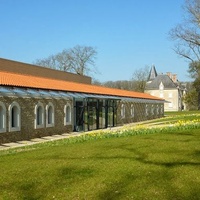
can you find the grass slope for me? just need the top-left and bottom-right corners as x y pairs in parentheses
(1, 129), (200, 199)
(0, 112), (200, 200)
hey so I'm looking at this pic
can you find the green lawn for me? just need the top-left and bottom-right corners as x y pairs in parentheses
(141, 110), (200, 125)
(0, 112), (200, 200)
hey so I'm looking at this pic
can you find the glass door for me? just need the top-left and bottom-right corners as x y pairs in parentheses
(75, 101), (84, 131)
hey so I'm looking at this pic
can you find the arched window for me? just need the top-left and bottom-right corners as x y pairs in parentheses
(64, 103), (72, 125)
(161, 105), (164, 114)
(145, 104), (149, 116)
(46, 102), (54, 127)
(121, 104), (125, 118)
(34, 102), (44, 129)
(156, 105), (159, 115)
(8, 102), (21, 132)
(0, 102), (6, 133)
(130, 104), (134, 117)
(151, 105), (154, 115)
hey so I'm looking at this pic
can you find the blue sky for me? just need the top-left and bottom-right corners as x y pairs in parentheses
(0, 0), (190, 82)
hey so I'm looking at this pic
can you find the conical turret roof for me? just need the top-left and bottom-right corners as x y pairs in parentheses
(148, 65), (158, 81)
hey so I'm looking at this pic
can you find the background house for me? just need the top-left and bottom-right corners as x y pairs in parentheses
(145, 66), (187, 111)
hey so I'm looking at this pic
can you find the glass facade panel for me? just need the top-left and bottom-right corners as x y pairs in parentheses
(98, 100), (106, 129)
(88, 99), (97, 131)
(74, 98), (117, 132)
(75, 101), (84, 131)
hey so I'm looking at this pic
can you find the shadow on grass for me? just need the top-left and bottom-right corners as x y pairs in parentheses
(97, 173), (138, 200)
(97, 167), (200, 200)
(1, 180), (44, 200)
(58, 166), (95, 180)
(18, 181), (44, 200)
(94, 131), (200, 199)
(96, 154), (200, 200)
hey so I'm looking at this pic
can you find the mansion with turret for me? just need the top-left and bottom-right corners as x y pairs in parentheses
(145, 66), (187, 111)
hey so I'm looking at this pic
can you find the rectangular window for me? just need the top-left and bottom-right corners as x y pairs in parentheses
(169, 103), (173, 108)
(169, 93), (172, 98)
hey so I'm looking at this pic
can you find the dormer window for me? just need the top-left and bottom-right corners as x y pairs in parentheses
(159, 82), (164, 90)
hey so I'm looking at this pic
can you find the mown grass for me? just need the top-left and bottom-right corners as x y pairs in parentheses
(0, 112), (200, 200)
(165, 110), (200, 116)
(139, 110), (200, 125)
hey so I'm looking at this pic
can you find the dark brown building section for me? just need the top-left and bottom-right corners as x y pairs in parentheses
(0, 57), (92, 84)
(0, 96), (73, 144)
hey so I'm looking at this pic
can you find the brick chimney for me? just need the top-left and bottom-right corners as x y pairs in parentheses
(166, 72), (172, 79)
(172, 74), (177, 83)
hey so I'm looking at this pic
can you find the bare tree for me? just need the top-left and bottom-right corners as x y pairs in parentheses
(34, 45), (97, 76)
(99, 66), (149, 92)
(132, 66), (149, 92)
(169, 0), (200, 62)
(55, 49), (73, 72)
(169, 0), (200, 109)
(102, 80), (136, 91)
(67, 45), (97, 75)
(92, 79), (102, 85)
(34, 55), (59, 69)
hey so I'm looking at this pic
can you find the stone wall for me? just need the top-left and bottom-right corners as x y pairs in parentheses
(117, 101), (164, 125)
(145, 89), (180, 111)
(0, 96), (73, 144)
(0, 96), (164, 144)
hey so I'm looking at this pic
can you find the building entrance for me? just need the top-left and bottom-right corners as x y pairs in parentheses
(74, 98), (117, 132)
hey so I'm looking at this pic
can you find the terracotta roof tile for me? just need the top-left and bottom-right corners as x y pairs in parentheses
(0, 71), (163, 101)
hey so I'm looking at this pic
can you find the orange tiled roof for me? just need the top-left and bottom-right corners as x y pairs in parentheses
(0, 71), (163, 101)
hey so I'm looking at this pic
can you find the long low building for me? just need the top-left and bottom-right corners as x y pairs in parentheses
(0, 58), (165, 144)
